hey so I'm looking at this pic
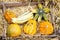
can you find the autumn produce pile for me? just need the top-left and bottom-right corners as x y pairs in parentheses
(3, 3), (55, 37)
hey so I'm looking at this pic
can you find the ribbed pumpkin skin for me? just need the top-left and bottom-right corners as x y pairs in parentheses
(39, 21), (54, 35)
(24, 20), (37, 35)
(4, 9), (16, 23)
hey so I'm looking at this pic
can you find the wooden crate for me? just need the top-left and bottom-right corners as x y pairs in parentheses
(0, 2), (59, 40)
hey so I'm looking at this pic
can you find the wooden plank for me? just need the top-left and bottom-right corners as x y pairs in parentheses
(4, 2), (37, 7)
(0, 2), (38, 8)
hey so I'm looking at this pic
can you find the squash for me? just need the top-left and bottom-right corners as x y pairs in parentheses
(7, 24), (21, 37)
(24, 20), (37, 35)
(4, 9), (16, 23)
(39, 21), (54, 35)
(12, 11), (33, 24)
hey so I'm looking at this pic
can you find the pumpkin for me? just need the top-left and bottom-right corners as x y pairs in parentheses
(4, 9), (16, 23)
(7, 24), (21, 37)
(24, 20), (37, 35)
(39, 21), (54, 35)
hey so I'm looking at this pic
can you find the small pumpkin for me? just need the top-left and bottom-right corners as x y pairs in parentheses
(24, 20), (37, 35)
(39, 21), (54, 35)
(4, 9), (16, 23)
(7, 24), (21, 37)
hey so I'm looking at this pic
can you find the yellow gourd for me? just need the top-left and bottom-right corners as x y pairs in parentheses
(38, 4), (43, 9)
(39, 21), (54, 35)
(24, 20), (37, 35)
(43, 7), (50, 13)
(7, 24), (21, 37)
(4, 9), (16, 23)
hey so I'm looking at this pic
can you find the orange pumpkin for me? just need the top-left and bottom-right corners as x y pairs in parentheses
(4, 9), (16, 23)
(39, 21), (54, 35)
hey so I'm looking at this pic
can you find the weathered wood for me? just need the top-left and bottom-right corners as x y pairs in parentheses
(0, 2), (39, 8)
